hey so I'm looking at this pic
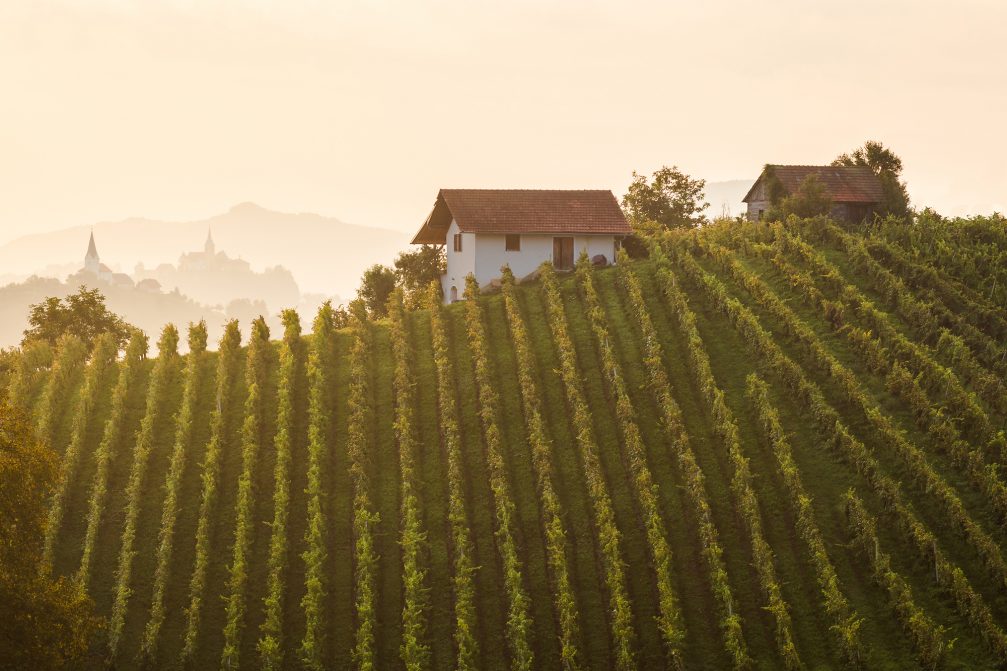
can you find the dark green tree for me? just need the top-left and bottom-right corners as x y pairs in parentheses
(23, 286), (134, 350)
(357, 264), (397, 318)
(622, 166), (709, 230)
(832, 140), (911, 218)
(393, 245), (445, 307)
(768, 174), (833, 220)
(0, 401), (100, 669)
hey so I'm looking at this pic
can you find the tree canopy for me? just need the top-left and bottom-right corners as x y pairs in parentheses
(768, 174), (833, 220)
(23, 286), (134, 351)
(0, 401), (99, 668)
(622, 166), (709, 230)
(394, 245), (445, 307)
(832, 140), (911, 218)
(357, 264), (398, 318)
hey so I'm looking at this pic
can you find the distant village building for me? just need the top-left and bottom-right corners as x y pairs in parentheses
(77, 231), (134, 287)
(412, 189), (632, 303)
(743, 165), (884, 223)
(82, 231), (114, 283)
(178, 227), (251, 273)
(133, 226), (298, 310)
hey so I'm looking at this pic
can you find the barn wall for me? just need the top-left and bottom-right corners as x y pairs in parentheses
(746, 201), (771, 221)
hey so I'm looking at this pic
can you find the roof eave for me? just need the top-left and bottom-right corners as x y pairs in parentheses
(741, 171), (767, 203)
(410, 192), (452, 244)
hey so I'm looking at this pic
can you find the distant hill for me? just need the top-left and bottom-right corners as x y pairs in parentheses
(0, 203), (408, 299)
(704, 179), (754, 218)
(6, 216), (1006, 669)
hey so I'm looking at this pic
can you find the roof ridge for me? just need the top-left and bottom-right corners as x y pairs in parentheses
(412, 188), (630, 244)
(768, 164), (876, 169)
(440, 188), (614, 193)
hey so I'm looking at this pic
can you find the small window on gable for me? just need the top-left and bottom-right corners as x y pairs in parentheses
(505, 234), (521, 251)
(453, 233), (463, 252)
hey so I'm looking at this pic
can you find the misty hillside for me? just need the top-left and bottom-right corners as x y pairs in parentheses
(0, 203), (408, 298)
(7, 217), (1007, 669)
(704, 179), (754, 218)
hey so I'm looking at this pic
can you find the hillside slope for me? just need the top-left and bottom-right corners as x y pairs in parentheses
(7, 217), (1007, 670)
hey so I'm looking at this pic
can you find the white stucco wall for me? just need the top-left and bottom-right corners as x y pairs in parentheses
(441, 219), (475, 302)
(441, 227), (618, 302)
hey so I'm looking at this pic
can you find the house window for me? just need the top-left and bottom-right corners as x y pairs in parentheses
(505, 234), (521, 251)
(758, 209), (765, 221)
(453, 233), (463, 252)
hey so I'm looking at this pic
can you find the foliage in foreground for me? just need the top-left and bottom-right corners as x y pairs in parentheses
(0, 400), (99, 669)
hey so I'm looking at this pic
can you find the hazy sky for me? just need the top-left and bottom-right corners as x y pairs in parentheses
(1, 0), (1005, 246)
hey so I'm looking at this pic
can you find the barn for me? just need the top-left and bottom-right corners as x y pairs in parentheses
(743, 165), (884, 223)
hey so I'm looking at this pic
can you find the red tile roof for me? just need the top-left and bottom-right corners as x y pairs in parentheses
(743, 165), (884, 204)
(411, 189), (631, 244)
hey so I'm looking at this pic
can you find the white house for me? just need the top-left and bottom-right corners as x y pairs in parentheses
(411, 189), (632, 303)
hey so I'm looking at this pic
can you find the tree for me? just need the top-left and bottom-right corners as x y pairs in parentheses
(0, 400), (100, 668)
(832, 140), (911, 218)
(394, 245), (445, 307)
(23, 286), (134, 351)
(768, 174), (833, 220)
(622, 166), (709, 230)
(357, 264), (397, 318)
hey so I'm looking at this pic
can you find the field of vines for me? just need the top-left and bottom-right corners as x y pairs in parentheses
(7, 216), (1007, 669)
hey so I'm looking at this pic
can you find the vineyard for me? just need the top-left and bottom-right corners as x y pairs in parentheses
(7, 216), (1007, 669)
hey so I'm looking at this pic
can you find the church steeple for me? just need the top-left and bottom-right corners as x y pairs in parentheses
(86, 230), (99, 260)
(204, 226), (215, 257)
(85, 230), (100, 274)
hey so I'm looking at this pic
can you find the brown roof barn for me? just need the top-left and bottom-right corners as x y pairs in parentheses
(411, 189), (631, 244)
(743, 165), (884, 223)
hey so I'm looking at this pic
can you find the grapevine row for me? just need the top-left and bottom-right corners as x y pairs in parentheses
(347, 300), (379, 671)
(388, 290), (432, 670)
(6, 339), (53, 414)
(299, 305), (336, 669)
(745, 374), (863, 663)
(76, 330), (148, 589)
(659, 244), (1007, 655)
(107, 325), (180, 659)
(805, 222), (1007, 381)
(41, 333), (118, 570)
(755, 245), (1007, 521)
(646, 253), (799, 669)
(462, 275), (535, 671)
(499, 267), (582, 669)
(576, 259), (686, 666)
(617, 258), (749, 669)
(258, 310), (305, 669)
(221, 317), (274, 669)
(140, 321), (209, 662)
(180, 321), (243, 662)
(842, 490), (951, 669)
(427, 285), (480, 670)
(767, 229), (1001, 446)
(862, 233), (1007, 345)
(874, 215), (1007, 316)
(35, 334), (88, 449)
(538, 263), (639, 670)
(676, 242), (1007, 589)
